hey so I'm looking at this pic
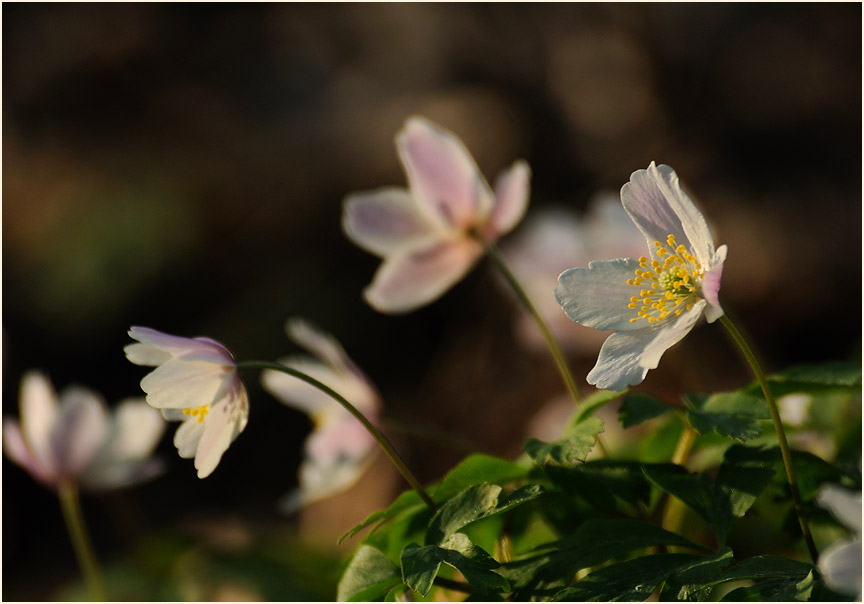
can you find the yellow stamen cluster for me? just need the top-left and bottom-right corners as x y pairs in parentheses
(183, 404), (210, 423)
(626, 234), (702, 324)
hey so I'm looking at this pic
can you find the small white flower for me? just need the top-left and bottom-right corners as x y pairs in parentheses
(343, 115), (531, 313)
(816, 483), (862, 598)
(555, 162), (727, 390)
(261, 318), (382, 512)
(125, 326), (249, 478)
(3, 371), (165, 490)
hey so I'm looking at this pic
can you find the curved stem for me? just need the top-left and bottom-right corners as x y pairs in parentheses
(473, 234), (609, 457)
(236, 361), (438, 512)
(57, 481), (106, 601)
(661, 421), (698, 535)
(718, 315), (818, 562)
(474, 234), (582, 403)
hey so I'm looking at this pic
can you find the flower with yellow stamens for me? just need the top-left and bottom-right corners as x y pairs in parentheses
(555, 162), (727, 391)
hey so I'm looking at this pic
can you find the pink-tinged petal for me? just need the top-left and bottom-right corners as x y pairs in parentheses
(19, 372), (60, 477)
(487, 160), (531, 239)
(396, 116), (494, 230)
(555, 258), (645, 331)
(2, 419), (54, 485)
(140, 359), (229, 409)
(621, 162), (716, 267)
(194, 391), (248, 478)
(262, 361), (349, 417)
(286, 318), (353, 375)
(52, 388), (110, 477)
(174, 417), (205, 459)
(96, 399), (166, 464)
(342, 188), (444, 257)
(701, 244), (726, 323)
(127, 327), (234, 365)
(587, 301), (706, 391)
(363, 238), (482, 313)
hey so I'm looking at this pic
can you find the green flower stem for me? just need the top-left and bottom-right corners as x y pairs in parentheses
(474, 234), (582, 403)
(235, 361), (438, 512)
(57, 481), (106, 601)
(660, 421), (698, 535)
(473, 234), (609, 457)
(718, 315), (818, 562)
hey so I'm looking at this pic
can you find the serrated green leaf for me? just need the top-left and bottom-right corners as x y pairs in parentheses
(524, 416), (604, 468)
(431, 454), (529, 501)
(644, 446), (775, 546)
(506, 518), (710, 600)
(720, 570), (816, 602)
(400, 543), (443, 597)
(551, 553), (704, 602)
(339, 489), (426, 544)
(710, 555), (814, 585)
(574, 388), (628, 424)
(401, 534), (508, 598)
(685, 391), (770, 442)
(619, 393), (673, 428)
(427, 483), (543, 544)
(761, 361), (862, 395)
(337, 545), (402, 602)
(541, 461), (652, 513)
(659, 548), (734, 601)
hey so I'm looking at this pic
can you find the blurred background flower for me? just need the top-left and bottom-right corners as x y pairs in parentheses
(3, 3), (860, 599)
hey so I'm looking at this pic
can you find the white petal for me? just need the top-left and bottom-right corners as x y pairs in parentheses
(98, 399), (166, 463)
(621, 162), (716, 267)
(174, 417), (205, 459)
(140, 359), (229, 409)
(817, 484), (862, 533)
(2, 419), (54, 485)
(587, 301), (706, 391)
(342, 188), (444, 257)
(124, 342), (172, 366)
(701, 244), (727, 323)
(285, 318), (352, 375)
(363, 238), (482, 313)
(127, 327), (234, 365)
(487, 160), (531, 238)
(819, 539), (862, 597)
(555, 258), (644, 331)
(194, 391), (249, 478)
(52, 387), (110, 477)
(396, 116), (494, 230)
(19, 372), (60, 478)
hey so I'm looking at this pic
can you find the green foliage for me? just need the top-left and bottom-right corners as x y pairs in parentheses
(684, 391), (770, 442)
(338, 545), (402, 602)
(401, 534), (508, 597)
(620, 393), (673, 428)
(524, 416), (604, 467)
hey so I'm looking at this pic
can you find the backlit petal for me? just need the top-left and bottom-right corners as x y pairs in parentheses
(621, 162), (716, 267)
(52, 387), (110, 477)
(194, 392), (248, 478)
(587, 301), (705, 390)
(19, 372), (59, 477)
(98, 399), (166, 463)
(174, 416), (205, 459)
(3, 419), (54, 485)
(817, 484), (862, 533)
(819, 540), (862, 597)
(396, 116), (493, 230)
(487, 160), (531, 238)
(140, 358), (228, 409)
(342, 188), (443, 257)
(702, 244), (726, 323)
(363, 238), (482, 313)
(555, 258), (644, 331)
(127, 327), (233, 365)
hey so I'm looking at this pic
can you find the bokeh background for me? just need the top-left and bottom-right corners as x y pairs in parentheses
(3, 3), (861, 600)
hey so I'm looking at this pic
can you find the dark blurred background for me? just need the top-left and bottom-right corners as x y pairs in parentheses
(3, 3), (861, 600)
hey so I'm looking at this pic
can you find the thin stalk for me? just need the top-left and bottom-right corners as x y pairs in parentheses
(57, 481), (106, 601)
(661, 422), (698, 535)
(718, 315), (818, 562)
(473, 233), (609, 457)
(236, 361), (437, 512)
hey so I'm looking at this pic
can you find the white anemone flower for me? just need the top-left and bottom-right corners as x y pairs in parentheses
(3, 371), (165, 490)
(555, 162), (727, 391)
(261, 318), (382, 512)
(343, 115), (531, 313)
(125, 326), (249, 478)
(816, 483), (862, 598)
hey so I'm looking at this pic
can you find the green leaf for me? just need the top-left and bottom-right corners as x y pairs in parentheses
(524, 416), (604, 468)
(431, 454), (529, 501)
(643, 445), (775, 546)
(541, 461), (652, 512)
(574, 388), (628, 424)
(761, 361), (862, 396)
(684, 391), (770, 442)
(720, 570), (816, 601)
(427, 483), (543, 544)
(659, 548), (734, 601)
(619, 393), (673, 428)
(400, 534), (508, 597)
(710, 555), (815, 585)
(339, 489), (426, 544)
(506, 518), (710, 600)
(551, 553), (703, 602)
(337, 545), (402, 602)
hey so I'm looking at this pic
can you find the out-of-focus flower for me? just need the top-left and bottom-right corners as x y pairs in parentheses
(125, 326), (248, 479)
(261, 318), (382, 512)
(555, 162), (727, 390)
(3, 371), (165, 490)
(501, 194), (644, 355)
(343, 115), (530, 313)
(816, 483), (862, 598)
